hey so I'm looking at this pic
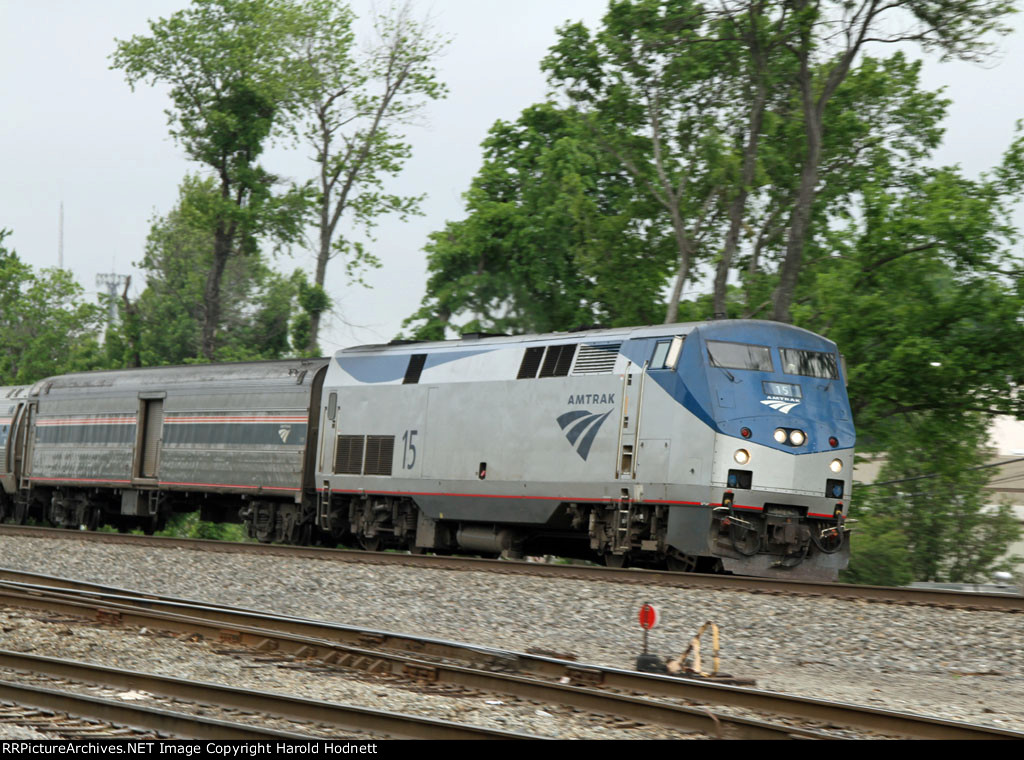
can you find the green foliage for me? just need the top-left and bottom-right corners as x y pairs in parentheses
(157, 511), (250, 542)
(543, 0), (739, 321)
(404, 103), (669, 337)
(849, 415), (1023, 583)
(0, 230), (106, 385)
(111, 0), (313, 360)
(103, 177), (309, 367)
(839, 513), (915, 587)
(110, 0), (305, 168)
(285, 0), (448, 352)
(289, 269), (329, 355)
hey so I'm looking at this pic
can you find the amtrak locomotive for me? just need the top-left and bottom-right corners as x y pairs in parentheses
(0, 320), (854, 580)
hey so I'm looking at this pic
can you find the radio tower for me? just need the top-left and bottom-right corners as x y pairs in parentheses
(96, 273), (129, 324)
(58, 202), (64, 269)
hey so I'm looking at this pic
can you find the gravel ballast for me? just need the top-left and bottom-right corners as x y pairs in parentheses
(0, 536), (1021, 735)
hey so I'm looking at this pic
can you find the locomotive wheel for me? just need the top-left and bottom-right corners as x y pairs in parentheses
(666, 554), (698, 573)
(84, 507), (100, 532)
(360, 535), (381, 552)
(603, 552), (629, 569)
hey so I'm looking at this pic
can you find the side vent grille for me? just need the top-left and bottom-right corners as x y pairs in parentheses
(403, 354), (427, 384)
(363, 435), (395, 476)
(539, 344), (577, 378)
(572, 343), (621, 375)
(517, 346), (545, 379)
(334, 435), (364, 475)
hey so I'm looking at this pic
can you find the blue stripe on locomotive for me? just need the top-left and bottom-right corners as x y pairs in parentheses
(337, 348), (492, 383)
(623, 321), (855, 455)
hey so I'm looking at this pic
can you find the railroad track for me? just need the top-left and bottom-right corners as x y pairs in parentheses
(0, 524), (1020, 612)
(2, 570), (1020, 740)
(0, 649), (538, 740)
(0, 679), (317, 740)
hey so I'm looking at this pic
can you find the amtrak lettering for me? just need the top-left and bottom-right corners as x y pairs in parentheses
(566, 393), (615, 405)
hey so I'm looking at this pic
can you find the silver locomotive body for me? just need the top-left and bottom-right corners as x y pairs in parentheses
(316, 320), (854, 580)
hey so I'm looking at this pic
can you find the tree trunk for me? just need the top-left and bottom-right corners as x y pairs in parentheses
(200, 223), (234, 360)
(306, 193), (333, 355)
(714, 79), (766, 319)
(664, 210), (693, 324)
(772, 46), (823, 324)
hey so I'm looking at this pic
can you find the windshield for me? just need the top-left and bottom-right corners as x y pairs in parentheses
(780, 348), (839, 379)
(706, 341), (774, 372)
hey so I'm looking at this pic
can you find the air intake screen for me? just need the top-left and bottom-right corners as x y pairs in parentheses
(572, 343), (621, 374)
(334, 435), (364, 475)
(403, 354), (427, 384)
(364, 435), (395, 476)
(517, 346), (545, 379)
(539, 344), (576, 378)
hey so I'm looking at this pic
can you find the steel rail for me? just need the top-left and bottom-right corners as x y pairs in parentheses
(0, 650), (539, 741)
(0, 581), (830, 740)
(0, 680), (317, 740)
(2, 576), (1020, 740)
(0, 524), (1020, 613)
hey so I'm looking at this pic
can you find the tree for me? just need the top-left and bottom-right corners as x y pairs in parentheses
(289, 0), (447, 353)
(104, 177), (311, 367)
(0, 230), (105, 385)
(849, 415), (1022, 583)
(708, 1), (795, 318)
(544, 0), (736, 323)
(800, 124), (1024, 583)
(111, 0), (310, 359)
(404, 104), (668, 338)
(769, 0), (1016, 322)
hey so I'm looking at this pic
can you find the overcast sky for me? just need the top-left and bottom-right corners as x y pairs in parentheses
(2, 1), (1023, 355)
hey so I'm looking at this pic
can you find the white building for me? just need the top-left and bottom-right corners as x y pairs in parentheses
(988, 417), (1024, 574)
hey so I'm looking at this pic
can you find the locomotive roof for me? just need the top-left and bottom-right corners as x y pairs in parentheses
(340, 319), (833, 355)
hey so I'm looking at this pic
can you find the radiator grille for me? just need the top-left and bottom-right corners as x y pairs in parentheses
(572, 343), (621, 374)
(334, 435), (364, 475)
(363, 435), (395, 476)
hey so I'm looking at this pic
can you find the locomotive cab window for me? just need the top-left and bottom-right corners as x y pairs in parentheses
(706, 341), (774, 372)
(651, 336), (684, 370)
(779, 348), (839, 379)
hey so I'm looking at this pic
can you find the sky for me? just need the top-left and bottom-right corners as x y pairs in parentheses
(2, 1), (1023, 356)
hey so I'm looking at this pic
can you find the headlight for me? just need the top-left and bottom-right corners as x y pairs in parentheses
(789, 429), (806, 446)
(734, 449), (750, 465)
(773, 428), (787, 443)
(830, 458), (843, 473)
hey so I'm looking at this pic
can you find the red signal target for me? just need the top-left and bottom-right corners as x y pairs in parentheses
(638, 603), (660, 630)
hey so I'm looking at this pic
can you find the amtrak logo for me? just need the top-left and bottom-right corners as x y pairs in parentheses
(278, 425), (292, 443)
(556, 409), (613, 460)
(760, 399), (800, 414)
